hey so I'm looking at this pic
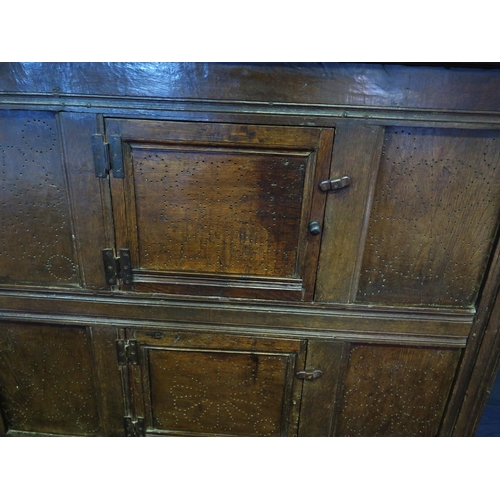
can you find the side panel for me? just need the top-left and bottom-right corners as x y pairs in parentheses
(333, 343), (462, 436)
(0, 321), (102, 436)
(0, 111), (79, 287)
(357, 127), (500, 307)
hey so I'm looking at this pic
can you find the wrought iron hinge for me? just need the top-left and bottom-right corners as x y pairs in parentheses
(92, 134), (124, 178)
(102, 248), (133, 286)
(319, 175), (351, 192)
(124, 417), (145, 437)
(296, 369), (323, 380)
(116, 339), (139, 366)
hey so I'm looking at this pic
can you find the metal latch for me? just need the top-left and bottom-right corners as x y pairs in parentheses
(296, 370), (323, 380)
(319, 176), (351, 192)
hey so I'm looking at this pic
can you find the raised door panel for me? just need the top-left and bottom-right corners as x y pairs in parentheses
(0, 321), (102, 436)
(357, 127), (500, 308)
(333, 343), (462, 436)
(0, 111), (80, 288)
(128, 329), (306, 436)
(105, 119), (334, 300)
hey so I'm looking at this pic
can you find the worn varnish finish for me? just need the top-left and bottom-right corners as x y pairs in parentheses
(1, 63), (500, 436)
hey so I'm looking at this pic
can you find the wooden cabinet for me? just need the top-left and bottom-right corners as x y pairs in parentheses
(1, 63), (500, 436)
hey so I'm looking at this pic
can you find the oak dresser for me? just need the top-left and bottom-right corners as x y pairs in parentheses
(1, 62), (500, 436)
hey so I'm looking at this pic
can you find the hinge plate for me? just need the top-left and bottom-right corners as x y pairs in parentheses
(124, 417), (145, 437)
(319, 176), (351, 192)
(109, 135), (125, 178)
(119, 249), (133, 285)
(102, 248), (133, 286)
(92, 134), (110, 178)
(116, 339), (139, 366)
(92, 134), (125, 178)
(102, 248), (118, 285)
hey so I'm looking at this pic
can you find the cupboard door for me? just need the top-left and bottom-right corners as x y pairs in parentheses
(127, 329), (306, 436)
(104, 120), (334, 300)
(0, 321), (102, 436)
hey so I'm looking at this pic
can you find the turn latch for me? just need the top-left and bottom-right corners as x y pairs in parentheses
(296, 370), (323, 381)
(319, 176), (351, 192)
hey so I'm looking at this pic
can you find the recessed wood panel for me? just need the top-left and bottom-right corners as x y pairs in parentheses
(357, 127), (500, 307)
(130, 329), (305, 436)
(335, 344), (461, 436)
(132, 148), (307, 277)
(146, 348), (293, 436)
(0, 111), (79, 287)
(0, 322), (101, 436)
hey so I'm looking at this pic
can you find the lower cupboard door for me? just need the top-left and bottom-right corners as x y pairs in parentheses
(129, 330), (306, 436)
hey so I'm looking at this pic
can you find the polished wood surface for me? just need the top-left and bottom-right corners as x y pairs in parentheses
(1, 63), (500, 436)
(2, 63), (500, 112)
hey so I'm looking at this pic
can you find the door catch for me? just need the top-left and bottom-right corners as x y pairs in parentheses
(296, 370), (323, 380)
(319, 176), (351, 192)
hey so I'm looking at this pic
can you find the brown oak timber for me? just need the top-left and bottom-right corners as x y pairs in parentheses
(1, 63), (500, 436)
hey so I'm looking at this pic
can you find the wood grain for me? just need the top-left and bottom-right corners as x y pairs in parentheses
(315, 123), (385, 303)
(443, 233), (500, 435)
(0, 321), (101, 436)
(334, 343), (462, 436)
(357, 127), (500, 307)
(60, 113), (111, 289)
(2, 63), (500, 112)
(89, 326), (126, 436)
(0, 291), (473, 339)
(0, 110), (79, 288)
(130, 328), (305, 436)
(107, 119), (333, 300)
(298, 340), (347, 436)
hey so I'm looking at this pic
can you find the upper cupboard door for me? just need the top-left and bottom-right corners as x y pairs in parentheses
(105, 120), (334, 300)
